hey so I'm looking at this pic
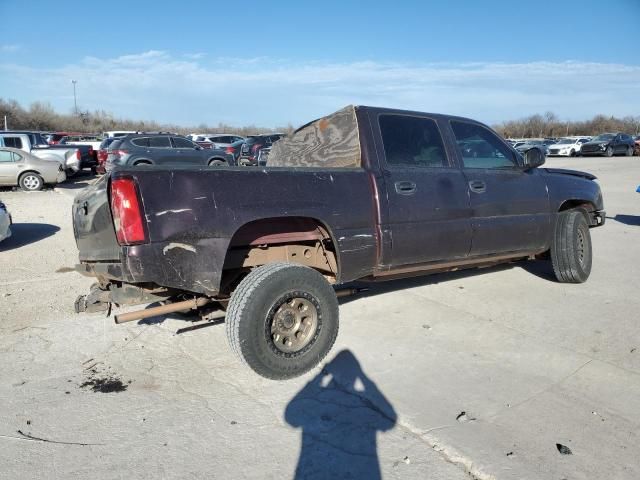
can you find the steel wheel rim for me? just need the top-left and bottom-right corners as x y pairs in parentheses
(23, 175), (39, 190)
(270, 296), (318, 353)
(577, 228), (587, 267)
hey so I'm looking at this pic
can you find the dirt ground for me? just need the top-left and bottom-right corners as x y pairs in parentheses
(1, 157), (639, 479)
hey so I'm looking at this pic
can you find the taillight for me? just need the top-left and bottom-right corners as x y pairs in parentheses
(76, 150), (81, 160)
(225, 146), (234, 154)
(110, 177), (147, 245)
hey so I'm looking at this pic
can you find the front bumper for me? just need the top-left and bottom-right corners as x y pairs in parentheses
(590, 210), (606, 227)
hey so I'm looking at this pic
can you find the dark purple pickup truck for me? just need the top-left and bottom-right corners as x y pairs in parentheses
(73, 105), (605, 379)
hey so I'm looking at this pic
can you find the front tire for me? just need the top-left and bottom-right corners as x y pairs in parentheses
(605, 146), (613, 157)
(19, 172), (44, 191)
(208, 159), (227, 166)
(551, 210), (592, 283)
(226, 263), (339, 380)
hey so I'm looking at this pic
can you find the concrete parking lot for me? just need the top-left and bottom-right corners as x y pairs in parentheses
(1, 157), (639, 479)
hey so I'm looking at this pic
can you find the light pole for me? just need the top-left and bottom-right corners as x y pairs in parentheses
(71, 80), (77, 114)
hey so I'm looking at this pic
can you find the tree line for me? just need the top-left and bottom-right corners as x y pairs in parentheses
(1, 97), (638, 139)
(0, 98), (292, 136)
(493, 111), (640, 139)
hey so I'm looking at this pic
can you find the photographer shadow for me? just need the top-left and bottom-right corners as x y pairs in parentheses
(285, 350), (396, 480)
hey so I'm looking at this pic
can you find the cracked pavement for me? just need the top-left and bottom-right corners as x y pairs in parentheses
(1, 157), (639, 479)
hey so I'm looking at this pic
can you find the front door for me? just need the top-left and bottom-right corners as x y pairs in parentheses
(171, 136), (201, 165)
(448, 120), (551, 256)
(372, 113), (472, 267)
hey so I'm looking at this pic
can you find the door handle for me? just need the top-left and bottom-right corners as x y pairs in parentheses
(468, 180), (486, 193)
(395, 181), (417, 195)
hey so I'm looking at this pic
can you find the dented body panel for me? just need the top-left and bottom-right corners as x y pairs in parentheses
(72, 105), (605, 299)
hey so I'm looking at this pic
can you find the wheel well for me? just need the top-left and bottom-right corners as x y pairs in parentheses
(220, 217), (339, 292)
(133, 159), (152, 165)
(558, 200), (595, 213)
(208, 157), (226, 163)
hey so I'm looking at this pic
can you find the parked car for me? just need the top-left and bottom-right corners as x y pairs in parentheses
(0, 200), (11, 243)
(515, 139), (556, 155)
(72, 105), (604, 380)
(224, 139), (245, 163)
(0, 132), (81, 174)
(547, 138), (591, 157)
(0, 147), (66, 191)
(580, 133), (635, 157)
(634, 135), (640, 156)
(104, 134), (233, 172)
(96, 138), (118, 174)
(238, 133), (285, 165)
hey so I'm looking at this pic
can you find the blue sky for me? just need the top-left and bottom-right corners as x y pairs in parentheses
(1, 0), (638, 127)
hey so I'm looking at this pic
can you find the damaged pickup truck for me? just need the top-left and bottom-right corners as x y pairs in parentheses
(73, 105), (605, 379)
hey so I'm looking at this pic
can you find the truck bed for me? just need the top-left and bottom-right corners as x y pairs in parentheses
(73, 166), (377, 294)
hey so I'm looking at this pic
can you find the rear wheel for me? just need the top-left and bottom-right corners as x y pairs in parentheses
(551, 210), (592, 283)
(626, 146), (633, 157)
(19, 172), (44, 191)
(208, 159), (227, 166)
(226, 263), (339, 380)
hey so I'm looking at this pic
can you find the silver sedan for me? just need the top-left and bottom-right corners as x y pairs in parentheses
(0, 147), (66, 191)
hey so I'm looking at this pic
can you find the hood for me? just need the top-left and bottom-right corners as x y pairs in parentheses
(583, 140), (608, 146)
(543, 168), (597, 181)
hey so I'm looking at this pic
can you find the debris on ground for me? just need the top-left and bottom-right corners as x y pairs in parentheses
(456, 411), (476, 423)
(79, 366), (131, 393)
(556, 443), (573, 455)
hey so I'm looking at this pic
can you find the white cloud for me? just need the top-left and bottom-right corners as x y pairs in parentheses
(1, 51), (638, 127)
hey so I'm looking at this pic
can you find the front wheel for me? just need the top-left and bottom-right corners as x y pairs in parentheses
(551, 210), (592, 283)
(605, 146), (613, 157)
(208, 159), (227, 166)
(19, 172), (44, 191)
(226, 263), (339, 380)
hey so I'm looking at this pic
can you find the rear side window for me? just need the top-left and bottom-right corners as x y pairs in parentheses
(148, 136), (171, 148)
(450, 121), (517, 169)
(379, 114), (448, 168)
(131, 137), (149, 147)
(3, 136), (23, 149)
(172, 137), (195, 148)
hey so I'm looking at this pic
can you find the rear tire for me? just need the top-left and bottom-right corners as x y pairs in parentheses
(626, 146), (633, 157)
(208, 159), (227, 166)
(226, 263), (339, 380)
(551, 210), (592, 283)
(19, 172), (44, 191)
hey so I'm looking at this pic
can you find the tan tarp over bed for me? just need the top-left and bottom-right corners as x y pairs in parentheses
(267, 105), (361, 168)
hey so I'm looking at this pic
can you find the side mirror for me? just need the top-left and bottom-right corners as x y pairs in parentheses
(522, 147), (545, 169)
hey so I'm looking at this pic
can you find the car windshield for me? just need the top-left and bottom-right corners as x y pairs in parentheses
(592, 134), (615, 141)
(556, 139), (574, 144)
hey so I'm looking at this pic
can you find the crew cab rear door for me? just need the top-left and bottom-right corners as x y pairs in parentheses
(447, 120), (551, 255)
(370, 112), (472, 267)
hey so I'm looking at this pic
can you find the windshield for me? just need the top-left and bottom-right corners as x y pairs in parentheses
(555, 138), (574, 144)
(592, 134), (615, 141)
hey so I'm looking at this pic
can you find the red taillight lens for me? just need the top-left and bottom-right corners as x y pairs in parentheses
(76, 149), (81, 160)
(225, 146), (234, 154)
(110, 178), (147, 245)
